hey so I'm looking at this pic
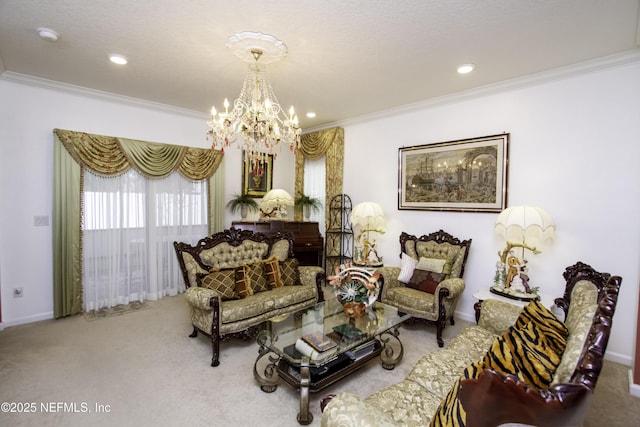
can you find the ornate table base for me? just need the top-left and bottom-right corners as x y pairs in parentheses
(253, 326), (405, 425)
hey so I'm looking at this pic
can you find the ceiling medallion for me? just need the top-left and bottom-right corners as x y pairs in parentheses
(207, 32), (300, 174)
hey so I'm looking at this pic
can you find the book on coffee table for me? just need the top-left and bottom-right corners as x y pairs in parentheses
(301, 331), (337, 352)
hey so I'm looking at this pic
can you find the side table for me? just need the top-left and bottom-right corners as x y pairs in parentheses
(472, 288), (556, 323)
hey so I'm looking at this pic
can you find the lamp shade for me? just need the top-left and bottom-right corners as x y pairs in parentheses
(260, 189), (294, 209)
(350, 202), (386, 232)
(494, 205), (555, 246)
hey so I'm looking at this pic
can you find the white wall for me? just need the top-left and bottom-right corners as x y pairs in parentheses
(0, 77), (294, 326)
(1, 56), (639, 365)
(342, 59), (640, 365)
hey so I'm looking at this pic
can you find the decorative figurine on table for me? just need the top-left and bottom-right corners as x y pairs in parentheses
(492, 242), (539, 301)
(365, 240), (382, 266)
(350, 202), (386, 267)
(327, 264), (380, 318)
(505, 252), (522, 287)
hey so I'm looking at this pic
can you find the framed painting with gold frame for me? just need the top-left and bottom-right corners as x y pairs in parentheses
(398, 133), (509, 212)
(242, 152), (273, 197)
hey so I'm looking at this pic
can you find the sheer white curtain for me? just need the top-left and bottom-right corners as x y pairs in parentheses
(82, 169), (208, 311)
(304, 157), (326, 234)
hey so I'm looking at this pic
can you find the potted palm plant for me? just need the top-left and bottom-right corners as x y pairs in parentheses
(294, 193), (322, 221)
(226, 193), (259, 220)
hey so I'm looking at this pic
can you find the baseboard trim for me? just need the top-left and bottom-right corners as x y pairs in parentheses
(1, 312), (54, 329)
(456, 310), (476, 324)
(630, 370), (640, 398)
(604, 351), (632, 366)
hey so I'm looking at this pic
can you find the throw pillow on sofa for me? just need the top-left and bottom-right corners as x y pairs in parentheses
(397, 253), (418, 282)
(263, 256), (284, 289)
(407, 270), (446, 293)
(515, 299), (568, 355)
(503, 322), (564, 389)
(483, 323), (565, 391)
(246, 261), (269, 293)
(416, 256), (452, 277)
(197, 268), (238, 300)
(279, 258), (301, 286)
(234, 265), (253, 298)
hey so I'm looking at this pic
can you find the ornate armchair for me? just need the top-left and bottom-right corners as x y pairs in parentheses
(378, 230), (471, 347)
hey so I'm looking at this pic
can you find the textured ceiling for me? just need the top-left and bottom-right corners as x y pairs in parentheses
(1, 0), (639, 130)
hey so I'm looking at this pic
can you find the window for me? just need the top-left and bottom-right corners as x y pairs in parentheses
(82, 169), (207, 310)
(304, 156), (326, 234)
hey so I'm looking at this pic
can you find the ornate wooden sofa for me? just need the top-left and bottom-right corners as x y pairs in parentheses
(377, 230), (472, 347)
(174, 228), (324, 367)
(320, 262), (622, 426)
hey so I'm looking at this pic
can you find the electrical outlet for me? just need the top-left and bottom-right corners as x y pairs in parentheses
(34, 215), (49, 226)
(13, 287), (23, 298)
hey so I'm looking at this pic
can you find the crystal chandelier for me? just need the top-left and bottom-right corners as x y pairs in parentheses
(207, 32), (301, 173)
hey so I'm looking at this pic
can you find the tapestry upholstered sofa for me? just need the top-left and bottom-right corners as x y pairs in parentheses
(174, 228), (324, 367)
(378, 230), (472, 348)
(321, 262), (622, 427)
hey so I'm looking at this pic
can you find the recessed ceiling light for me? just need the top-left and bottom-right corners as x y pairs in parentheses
(109, 54), (128, 65)
(37, 27), (59, 42)
(306, 112), (316, 118)
(457, 64), (475, 74)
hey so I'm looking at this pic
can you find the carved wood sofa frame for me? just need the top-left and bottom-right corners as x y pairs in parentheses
(174, 228), (325, 367)
(380, 230), (472, 347)
(320, 262), (622, 426)
(458, 261), (622, 427)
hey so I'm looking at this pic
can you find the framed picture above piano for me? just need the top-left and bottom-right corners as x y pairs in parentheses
(242, 152), (273, 197)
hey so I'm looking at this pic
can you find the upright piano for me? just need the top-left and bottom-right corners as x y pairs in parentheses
(231, 220), (324, 267)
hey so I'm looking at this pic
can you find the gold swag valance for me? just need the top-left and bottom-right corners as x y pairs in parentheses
(54, 129), (223, 180)
(298, 126), (343, 160)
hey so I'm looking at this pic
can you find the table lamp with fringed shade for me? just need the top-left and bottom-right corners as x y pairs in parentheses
(350, 202), (386, 267)
(493, 205), (556, 295)
(260, 189), (294, 219)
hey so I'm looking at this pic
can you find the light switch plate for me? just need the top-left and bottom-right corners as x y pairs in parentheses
(34, 215), (49, 226)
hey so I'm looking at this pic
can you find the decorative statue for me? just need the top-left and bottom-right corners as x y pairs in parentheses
(366, 241), (381, 265)
(505, 251), (521, 288)
(494, 241), (541, 295)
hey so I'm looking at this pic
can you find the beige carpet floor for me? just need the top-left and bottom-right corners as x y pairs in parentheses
(0, 293), (638, 426)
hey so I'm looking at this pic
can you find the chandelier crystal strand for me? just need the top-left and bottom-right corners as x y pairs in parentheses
(207, 36), (301, 170)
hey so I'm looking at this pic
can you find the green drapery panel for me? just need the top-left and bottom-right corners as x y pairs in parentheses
(295, 127), (344, 225)
(53, 140), (83, 317)
(52, 129), (224, 318)
(208, 158), (225, 235)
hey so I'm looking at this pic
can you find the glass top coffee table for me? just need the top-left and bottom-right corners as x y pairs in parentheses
(253, 297), (411, 425)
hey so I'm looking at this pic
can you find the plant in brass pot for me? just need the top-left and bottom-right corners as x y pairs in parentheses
(226, 193), (259, 220)
(294, 193), (322, 221)
(327, 264), (380, 318)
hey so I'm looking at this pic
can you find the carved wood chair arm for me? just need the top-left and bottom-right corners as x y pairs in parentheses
(459, 369), (589, 427)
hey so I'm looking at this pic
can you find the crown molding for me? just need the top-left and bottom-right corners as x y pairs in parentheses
(304, 49), (640, 134)
(1, 48), (638, 135)
(0, 71), (206, 120)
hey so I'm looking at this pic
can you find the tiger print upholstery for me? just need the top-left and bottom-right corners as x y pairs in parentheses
(429, 361), (485, 427)
(429, 305), (567, 427)
(321, 262), (621, 427)
(514, 298), (568, 355)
